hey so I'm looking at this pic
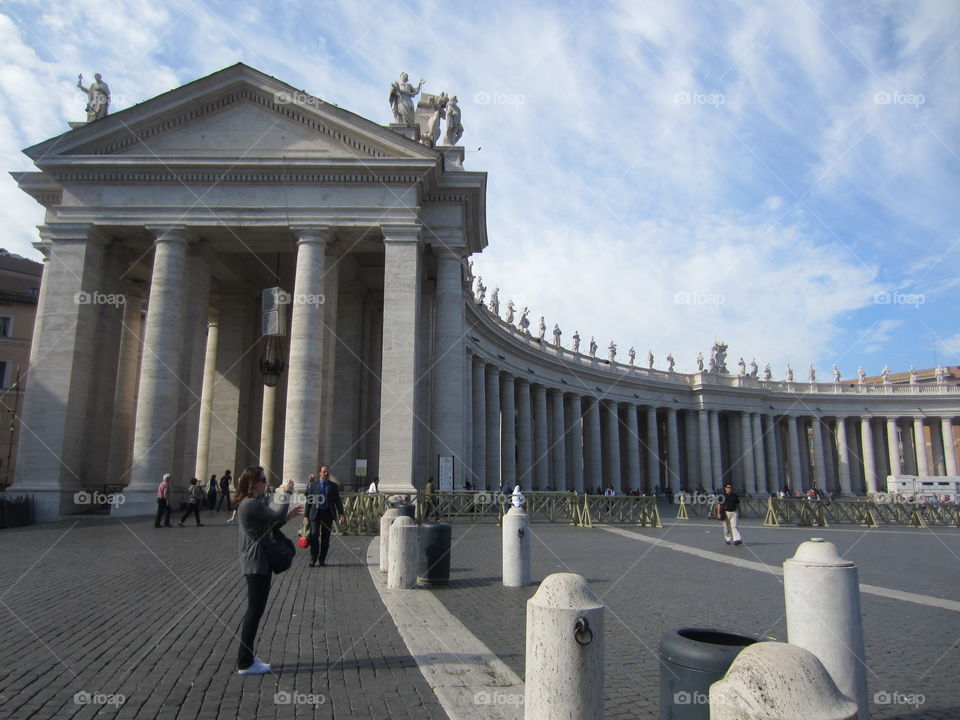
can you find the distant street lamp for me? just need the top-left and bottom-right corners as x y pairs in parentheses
(259, 336), (285, 387)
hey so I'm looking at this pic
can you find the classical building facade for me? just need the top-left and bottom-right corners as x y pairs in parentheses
(10, 64), (960, 520)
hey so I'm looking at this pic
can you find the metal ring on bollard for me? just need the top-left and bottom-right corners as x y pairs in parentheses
(574, 616), (593, 645)
(518, 528), (525, 538)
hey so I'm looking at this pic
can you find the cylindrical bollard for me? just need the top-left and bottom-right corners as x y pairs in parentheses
(783, 538), (869, 720)
(709, 642), (858, 720)
(502, 505), (531, 587)
(525, 573), (604, 720)
(379, 507), (401, 573)
(388, 515), (418, 589)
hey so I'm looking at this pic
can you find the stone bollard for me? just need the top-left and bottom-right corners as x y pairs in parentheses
(783, 538), (869, 720)
(525, 573), (604, 720)
(709, 642), (858, 720)
(502, 505), (531, 587)
(387, 516), (418, 589)
(379, 507), (401, 573)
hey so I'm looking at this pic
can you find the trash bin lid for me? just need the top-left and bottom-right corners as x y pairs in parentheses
(659, 627), (758, 674)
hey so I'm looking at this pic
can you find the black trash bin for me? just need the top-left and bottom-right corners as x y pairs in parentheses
(417, 522), (452, 586)
(658, 627), (758, 719)
(388, 502), (417, 520)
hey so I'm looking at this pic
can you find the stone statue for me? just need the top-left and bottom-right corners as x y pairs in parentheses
(763, 363), (772, 381)
(832, 364), (841, 383)
(443, 95), (463, 145)
(519, 306), (530, 334)
(464, 259), (474, 283)
(737, 357), (746, 377)
(488, 288), (499, 315)
(666, 353), (675, 372)
(936, 365), (946, 384)
(572, 330), (581, 353)
(420, 91), (449, 147)
(553, 324), (561, 346)
(608, 341), (617, 362)
(474, 276), (486, 304)
(505, 299), (515, 324)
(538, 316), (546, 341)
(808, 364), (816, 383)
(589, 337), (598, 357)
(785, 363), (794, 382)
(389, 72), (425, 124)
(749, 358), (758, 377)
(710, 342), (728, 373)
(909, 365), (918, 385)
(881, 365), (890, 383)
(77, 73), (110, 121)
(696, 352), (704, 371)
(857, 366), (866, 385)
(629, 347), (636, 366)
(647, 350), (654, 369)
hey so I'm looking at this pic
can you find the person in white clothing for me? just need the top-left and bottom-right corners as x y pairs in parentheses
(367, 477), (379, 494)
(511, 485), (524, 508)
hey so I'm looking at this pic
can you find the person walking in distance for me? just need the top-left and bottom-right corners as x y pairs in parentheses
(235, 466), (303, 675)
(155, 473), (172, 528)
(178, 477), (205, 527)
(718, 482), (743, 545)
(217, 469), (233, 512)
(304, 466), (345, 567)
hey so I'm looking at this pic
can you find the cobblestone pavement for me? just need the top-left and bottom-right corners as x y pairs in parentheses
(1, 508), (958, 719)
(0, 512), (445, 720)
(430, 513), (960, 720)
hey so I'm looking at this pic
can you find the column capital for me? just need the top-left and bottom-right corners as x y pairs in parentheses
(290, 225), (334, 244)
(41, 223), (112, 245)
(144, 224), (191, 244)
(381, 223), (422, 243)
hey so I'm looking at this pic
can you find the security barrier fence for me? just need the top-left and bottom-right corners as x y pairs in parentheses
(0, 494), (34, 529)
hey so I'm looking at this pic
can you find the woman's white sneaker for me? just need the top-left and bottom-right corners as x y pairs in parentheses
(237, 658), (271, 675)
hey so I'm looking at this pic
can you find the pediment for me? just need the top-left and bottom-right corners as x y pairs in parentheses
(24, 63), (437, 164)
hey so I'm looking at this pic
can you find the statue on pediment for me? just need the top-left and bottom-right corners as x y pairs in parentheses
(77, 73), (110, 121)
(444, 95), (463, 145)
(420, 91), (449, 147)
(572, 330), (581, 353)
(389, 72), (425, 124)
(629, 347), (636, 366)
(505, 300), (515, 324)
(608, 341), (617, 362)
(553, 324), (561, 346)
(666, 353), (675, 372)
(488, 288), (499, 315)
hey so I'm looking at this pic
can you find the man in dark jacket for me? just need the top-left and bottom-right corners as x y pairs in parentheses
(304, 465), (346, 567)
(217, 470), (233, 511)
(720, 482), (742, 545)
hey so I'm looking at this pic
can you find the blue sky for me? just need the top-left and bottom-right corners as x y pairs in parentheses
(0, 0), (956, 376)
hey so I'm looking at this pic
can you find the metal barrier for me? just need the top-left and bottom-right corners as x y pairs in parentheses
(0, 493), (34, 529)
(762, 497), (960, 528)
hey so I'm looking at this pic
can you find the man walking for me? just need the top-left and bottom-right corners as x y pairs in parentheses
(719, 482), (742, 545)
(304, 466), (345, 567)
(217, 469), (233, 511)
(155, 473), (172, 527)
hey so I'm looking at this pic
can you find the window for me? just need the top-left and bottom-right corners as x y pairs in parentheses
(0, 316), (11, 338)
(0, 361), (7, 389)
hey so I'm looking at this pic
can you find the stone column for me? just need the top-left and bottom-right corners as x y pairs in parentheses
(811, 415), (827, 491)
(551, 389), (566, 490)
(259, 383), (278, 482)
(484, 365), (501, 490)
(533, 384), (549, 490)
(913, 417), (930, 476)
(432, 246), (466, 484)
(625, 404), (641, 493)
(887, 416), (902, 476)
(602, 401), (621, 492)
(739, 412), (756, 495)
(193, 311), (219, 480)
(709, 410), (722, 490)
(120, 227), (190, 516)
(685, 411), (699, 491)
(462, 352), (472, 490)
(698, 409), (711, 490)
(517, 378), (533, 490)
(666, 408), (680, 492)
(282, 227), (331, 491)
(787, 415), (802, 490)
(861, 417), (878, 494)
(377, 225), (422, 493)
(471, 358), (486, 488)
(586, 397), (602, 493)
(500, 373), (517, 490)
(106, 285), (144, 486)
(941, 418), (958, 477)
(646, 407), (660, 491)
(319, 243), (341, 465)
(567, 395), (584, 492)
(764, 415), (780, 492)
(751, 413), (765, 494)
(835, 417), (852, 495)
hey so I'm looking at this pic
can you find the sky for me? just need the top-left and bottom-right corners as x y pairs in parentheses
(0, 0), (957, 377)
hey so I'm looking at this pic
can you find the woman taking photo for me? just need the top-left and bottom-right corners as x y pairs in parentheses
(234, 466), (302, 675)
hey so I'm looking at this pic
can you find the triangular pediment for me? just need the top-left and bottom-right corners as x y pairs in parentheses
(25, 63), (438, 164)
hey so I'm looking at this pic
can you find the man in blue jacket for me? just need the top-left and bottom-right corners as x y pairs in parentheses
(304, 465), (346, 567)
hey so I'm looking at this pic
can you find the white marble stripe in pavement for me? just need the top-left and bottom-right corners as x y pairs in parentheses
(600, 525), (960, 614)
(366, 540), (525, 720)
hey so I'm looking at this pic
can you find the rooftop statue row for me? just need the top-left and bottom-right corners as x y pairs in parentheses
(389, 72), (463, 147)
